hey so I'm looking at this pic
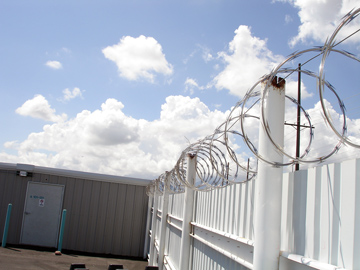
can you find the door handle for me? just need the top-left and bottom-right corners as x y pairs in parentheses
(25, 212), (31, 215)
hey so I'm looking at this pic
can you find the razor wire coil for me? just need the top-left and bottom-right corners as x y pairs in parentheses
(147, 8), (360, 194)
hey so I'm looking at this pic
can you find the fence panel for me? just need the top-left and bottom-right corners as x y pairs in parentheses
(146, 158), (360, 270)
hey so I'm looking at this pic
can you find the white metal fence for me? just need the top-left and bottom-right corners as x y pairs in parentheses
(142, 9), (360, 270)
(145, 158), (360, 270)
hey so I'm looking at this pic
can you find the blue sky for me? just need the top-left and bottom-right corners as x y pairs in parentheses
(1, 0), (359, 179)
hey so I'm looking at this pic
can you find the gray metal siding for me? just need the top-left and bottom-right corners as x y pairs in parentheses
(122, 185), (136, 254)
(0, 166), (148, 257)
(0, 170), (28, 244)
(112, 183), (127, 254)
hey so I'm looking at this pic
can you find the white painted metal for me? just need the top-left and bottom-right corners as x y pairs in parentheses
(339, 158), (360, 269)
(149, 191), (160, 265)
(191, 234), (253, 269)
(304, 166), (318, 259)
(144, 196), (153, 259)
(253, 80), (285, 270)
(146, 157), (360, 270)
(167, 223), (182, 269)
(194, 181), (255, 241)
(191, 222), (254, 246)
(167, 214), (182, 232)
(166, 193), (185, 270)
(328, 163), (341, 267)
(158, 175), (170, 270)
(20, 182), (64, 248)
(169, 192), (185, 218)
(191, 222), (253, 268)
(164, 255), (176, 270)
(179, 154), (197, 270)
(154, 239), (160, 263)
(192, 239), (250, 270)
(280, 252), (347, 270)
(281, 170), (307, 255)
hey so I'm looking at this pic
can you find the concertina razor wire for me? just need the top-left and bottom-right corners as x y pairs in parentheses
(146, 8), (360, 196)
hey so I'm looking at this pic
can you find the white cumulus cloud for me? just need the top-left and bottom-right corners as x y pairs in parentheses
(279, 0), (360, 46)
(62, 87), (84, 101)
(3, 95), (360, 178)
(15, 95), (67, 122)
(211, 25), (314, 100)
(4, 96), (228, 178)
(184, 78), (206, 94)
(45, 60), (62, 69)
(102, 35), (173, 82)
(213, 25), (284, 98)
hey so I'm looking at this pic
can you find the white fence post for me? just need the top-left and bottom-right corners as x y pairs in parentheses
(253, 77), (285, 270)
(158, 172), (170, 270)
(179, 154), (197, 270)
(149, 190), (160, 265)
(144, 195), (153, 259)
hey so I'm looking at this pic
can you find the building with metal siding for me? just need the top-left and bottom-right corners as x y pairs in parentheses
(0, 162), (150, 258)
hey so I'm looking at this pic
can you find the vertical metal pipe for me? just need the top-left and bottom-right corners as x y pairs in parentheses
(246, 158), (250, 181)
(296, 63), (301, 171)
(143, 196), (153, 259)
(179, 154), (197, 270)
(57, 209), (67, 252)
(1, 203), (12, 248)
(149, 190), (159, 265)
(253, 77), (285, 270)
(158, 173), (170, 270)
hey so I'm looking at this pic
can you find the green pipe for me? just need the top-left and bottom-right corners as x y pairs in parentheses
(57, 209), (67, 252)
(2, 203), (12, 248)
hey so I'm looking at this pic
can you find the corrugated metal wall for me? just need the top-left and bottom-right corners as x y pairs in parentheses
(195, 180), (255, 241)
(0, 164), (149, 257)
(166, 193), (185, 269)
(0, 168), (28, 245)
(280, 159), (360, 269)
(192, 240), (248, 270)
(148, 158), (360, 270)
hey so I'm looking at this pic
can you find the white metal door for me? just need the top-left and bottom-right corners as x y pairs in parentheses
(20, 182), (64, 248)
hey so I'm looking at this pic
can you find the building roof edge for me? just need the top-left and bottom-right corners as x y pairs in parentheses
(0, 162), (151, 186)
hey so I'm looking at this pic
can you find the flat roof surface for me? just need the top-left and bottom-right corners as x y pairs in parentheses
(0, 246), (149, 270)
